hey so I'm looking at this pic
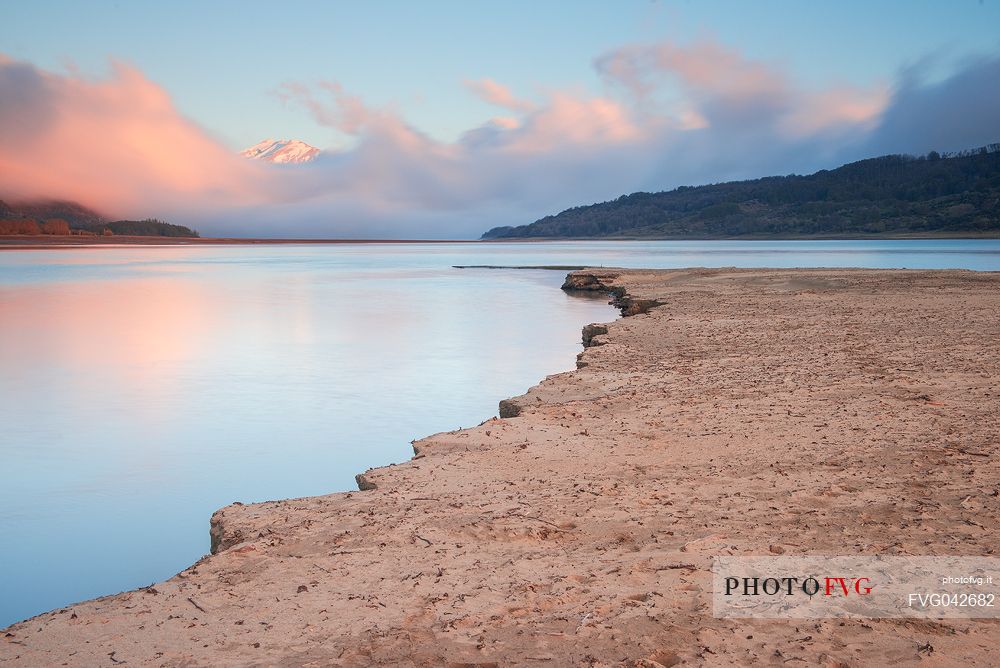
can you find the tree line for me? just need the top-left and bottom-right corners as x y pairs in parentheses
(483, 144), (1000, 239)
(0, 200), (199, 238)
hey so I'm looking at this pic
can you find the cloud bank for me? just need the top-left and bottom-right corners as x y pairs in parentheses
(0, 55), (271, 219)
(1, 42), (999, 238)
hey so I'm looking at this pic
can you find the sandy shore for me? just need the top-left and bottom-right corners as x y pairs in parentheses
(3, 268), (999, 666)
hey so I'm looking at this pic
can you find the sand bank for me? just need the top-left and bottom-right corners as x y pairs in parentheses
(3, 268), (999, 666)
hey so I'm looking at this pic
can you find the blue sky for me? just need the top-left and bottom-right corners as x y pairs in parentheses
(3, 1), (1000, 237)
(6, 0), (1000, 150)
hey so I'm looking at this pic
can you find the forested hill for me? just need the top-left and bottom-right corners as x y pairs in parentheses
(0, 200), (198, 237)
(482, 145), (1000, 239)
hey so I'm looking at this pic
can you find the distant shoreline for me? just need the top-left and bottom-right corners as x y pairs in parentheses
(0, 235), (483, 249)
(1, 232), (998, 250)
(481, 231), (1000, 241)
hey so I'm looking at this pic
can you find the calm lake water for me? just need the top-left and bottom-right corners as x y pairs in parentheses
(1, 239), (999, 626)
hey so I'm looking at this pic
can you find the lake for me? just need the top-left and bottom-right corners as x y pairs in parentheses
(1, 239), (998, 626)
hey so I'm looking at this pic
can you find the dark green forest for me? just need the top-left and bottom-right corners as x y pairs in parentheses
(482, 145), (1000, 239)
(0, 200), (198, 237)
(76, 219), (199, 237)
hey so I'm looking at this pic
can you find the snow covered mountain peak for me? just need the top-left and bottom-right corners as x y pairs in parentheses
(241, 139), (320, 164)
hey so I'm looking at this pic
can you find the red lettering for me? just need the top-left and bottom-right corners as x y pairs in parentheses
(823, 576), (874, 596)
(824, 577), (851, 596)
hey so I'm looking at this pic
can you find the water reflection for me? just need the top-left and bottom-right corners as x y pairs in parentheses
(0, 247), (616, 626)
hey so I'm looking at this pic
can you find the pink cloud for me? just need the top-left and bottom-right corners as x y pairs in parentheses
(597, 40), (784, 102)
(0, 57), (267, 217)
(782, 85), (889, 136)
(489, 116), (520, 129)
(595, 40), (887, 135)
(274, 80), (385, 136)
(500, 92), (642, 153)
(464, 78), (536, 112)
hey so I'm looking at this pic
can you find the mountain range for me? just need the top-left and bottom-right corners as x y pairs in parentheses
(240, 139), (320, 164)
